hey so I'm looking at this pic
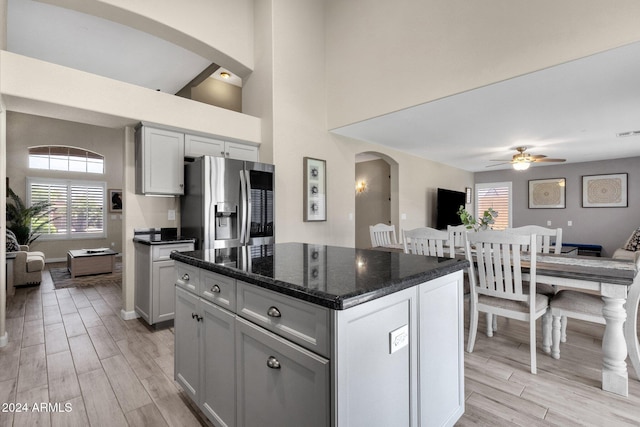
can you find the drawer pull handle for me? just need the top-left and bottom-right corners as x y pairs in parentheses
(267, 306), (281, 318)
(191, 313), (203, 322)
(267, 356), (281, 369)
(182, 274), (190, 281)
(211, 285), (221, 293)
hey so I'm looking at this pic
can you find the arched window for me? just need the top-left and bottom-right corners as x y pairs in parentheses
(29, 146), (104, 174)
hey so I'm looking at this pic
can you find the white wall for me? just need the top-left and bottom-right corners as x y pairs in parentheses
(325, 0), (640, 130)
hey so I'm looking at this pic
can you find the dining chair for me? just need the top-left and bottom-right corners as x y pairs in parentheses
(369, 223), (398, 247)
(402, 227), (454, 258)
(447, 224), (469, 253)
(465, 230), (551, 374)
(506, 225), (563, 254)
(548, 252), (640, 380)
(506, 225), (563, 342)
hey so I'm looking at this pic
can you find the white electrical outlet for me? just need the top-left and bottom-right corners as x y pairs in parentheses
(401, 213), (407, 220)
(546, 220), (552, 226)
(568, 220), (573, 226)
(389, 324), (409, 354)
(168, 209), (176, 221)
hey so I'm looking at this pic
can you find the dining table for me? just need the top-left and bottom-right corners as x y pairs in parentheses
(521, 253), (639, 397)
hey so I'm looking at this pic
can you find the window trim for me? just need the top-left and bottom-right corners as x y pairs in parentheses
(474, 181), (512, 230)
(27, 177), (107, 240)
(28, 145), (105, 174)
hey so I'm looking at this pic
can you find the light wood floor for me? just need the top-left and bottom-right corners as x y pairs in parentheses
(2, 269), (640, 426)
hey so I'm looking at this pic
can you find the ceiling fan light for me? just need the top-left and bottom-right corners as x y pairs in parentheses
(513, 161), (530, 171)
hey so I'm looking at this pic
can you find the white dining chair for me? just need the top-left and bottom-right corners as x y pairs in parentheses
(548, 252), (640, 381)
(402, 227), (454, 258)
(506, 225), (563, 341)
(447, 224), (469, 254)
(506, 225), (563, 254)
(369, 223), (398, 247)
(465, 230), (551, 374)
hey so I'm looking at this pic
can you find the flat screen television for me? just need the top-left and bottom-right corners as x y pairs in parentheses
(436, 188), (466, 230)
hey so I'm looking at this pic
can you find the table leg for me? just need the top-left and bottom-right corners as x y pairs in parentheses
(624, 276), (640, 380)
(601, 285), (628, 397)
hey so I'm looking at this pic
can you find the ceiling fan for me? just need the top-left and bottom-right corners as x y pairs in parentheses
(488, 146), (566, 170)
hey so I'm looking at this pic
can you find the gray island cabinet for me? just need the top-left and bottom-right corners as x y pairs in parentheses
(171, 243), (468, 427)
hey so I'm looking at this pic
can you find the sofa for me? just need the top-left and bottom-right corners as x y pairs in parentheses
(5, 230), (45, 295)
(612, 227), (640, 261)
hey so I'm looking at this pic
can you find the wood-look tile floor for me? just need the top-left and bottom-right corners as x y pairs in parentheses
(2, 268), (640, 426)
(0, 266), (212, 427)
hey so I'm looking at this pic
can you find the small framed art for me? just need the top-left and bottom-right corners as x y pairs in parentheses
(109, 189), (123, 213)
(528, 178), (566, 209)
(582, 173), (628, 207)
(303, 157), (326, 221)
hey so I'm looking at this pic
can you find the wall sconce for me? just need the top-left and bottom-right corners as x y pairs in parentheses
(355, 180), (367, 194)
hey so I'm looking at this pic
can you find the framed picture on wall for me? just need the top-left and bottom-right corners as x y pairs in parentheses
(303, 157), (326, 221)
(582, 173), (628, 207)
(109, 189), (123, 213)
(528, 178), (566, 209)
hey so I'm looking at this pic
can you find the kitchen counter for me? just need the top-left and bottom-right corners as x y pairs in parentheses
(133, 228), (195, 246)
(170, 242), (468, 310)
(172, 242), (467, 426)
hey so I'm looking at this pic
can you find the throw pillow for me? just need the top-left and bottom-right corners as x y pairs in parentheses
(625, 227), (640, 252)
(6, 229), (20, 252)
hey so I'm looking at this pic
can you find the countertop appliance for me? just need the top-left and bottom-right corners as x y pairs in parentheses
(181, 156), (275, 250)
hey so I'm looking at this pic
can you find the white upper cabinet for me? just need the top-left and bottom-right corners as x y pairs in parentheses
(135, 126), (185, 195)
(185, 133), (258, 162)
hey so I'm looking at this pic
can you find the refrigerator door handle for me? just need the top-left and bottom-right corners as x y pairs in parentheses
(239, 169), (247, 245)
(245, 170), (252, 244)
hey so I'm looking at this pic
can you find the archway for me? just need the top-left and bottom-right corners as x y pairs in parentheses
(354, 152), (399, 248)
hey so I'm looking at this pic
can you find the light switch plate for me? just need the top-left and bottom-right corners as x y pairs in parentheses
(168, 209), (176, 220)
(389, 324), (409, 354)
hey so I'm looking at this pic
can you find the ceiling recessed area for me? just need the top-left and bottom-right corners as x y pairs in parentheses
(333, 41), (640, 172)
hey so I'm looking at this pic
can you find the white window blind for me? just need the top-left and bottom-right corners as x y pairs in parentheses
(28, 178), (106, 239)
(475, 182), (512, 230)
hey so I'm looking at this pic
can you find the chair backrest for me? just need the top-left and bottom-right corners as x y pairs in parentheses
(465, 230), (537, 303)
(447, 224), (469, 249)
(369, 223), (398, 247)
(403, 227), (454, 258)
(506, 225), (562, 254)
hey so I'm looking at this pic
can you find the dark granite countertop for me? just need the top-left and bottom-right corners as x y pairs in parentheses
(133, 234), (196, 245)
(170, 242), (468, 310)
(133, 228), (195, 246)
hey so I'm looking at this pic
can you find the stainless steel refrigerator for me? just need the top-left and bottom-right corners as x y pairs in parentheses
(180, 156), (275, 250)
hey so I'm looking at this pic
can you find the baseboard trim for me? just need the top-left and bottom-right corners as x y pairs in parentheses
(120, 309), (139, 321)
(0, 332), (8, 348)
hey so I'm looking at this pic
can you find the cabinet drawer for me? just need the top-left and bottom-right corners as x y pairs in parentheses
(236, 282), (330, 357)
(201, 270), (236, 312)
(175, 262), (200, 294)
(152, 243), (194, 261)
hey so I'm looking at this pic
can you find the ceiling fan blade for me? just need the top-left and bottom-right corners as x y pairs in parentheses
(535, 158), (566, 163)
(486, 162), (511, 167)
(489, 159), (513, 162)
(528, 154), (547, 160)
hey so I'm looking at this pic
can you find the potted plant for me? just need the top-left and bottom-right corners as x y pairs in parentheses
(457, 205), (498, 231)
(6, 187), (57, 246)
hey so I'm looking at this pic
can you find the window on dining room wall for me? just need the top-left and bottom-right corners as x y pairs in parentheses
(475, 182), (512, 230)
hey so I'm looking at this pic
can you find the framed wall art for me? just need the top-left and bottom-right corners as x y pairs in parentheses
(528, 178), (566, 209)
(303, 157), (326, 221)
(109, 189), (123, 213)
(582, 173), (628, 207)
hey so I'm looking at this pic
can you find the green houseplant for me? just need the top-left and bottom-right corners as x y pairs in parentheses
(6, 187), (57, 246)
(457, 205), (498, 231)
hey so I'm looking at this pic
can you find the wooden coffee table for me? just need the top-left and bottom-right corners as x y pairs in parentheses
(67, 249), (117, 278)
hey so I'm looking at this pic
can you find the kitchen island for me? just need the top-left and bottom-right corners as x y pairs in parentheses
(171, 243), (468, 427)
